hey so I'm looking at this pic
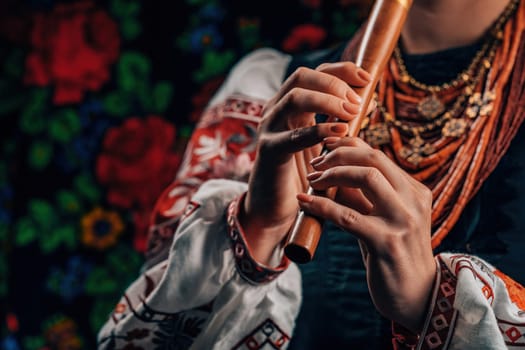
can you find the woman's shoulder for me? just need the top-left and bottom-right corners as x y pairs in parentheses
(207, 43), (348, 107)
(207, 48), (293, 107)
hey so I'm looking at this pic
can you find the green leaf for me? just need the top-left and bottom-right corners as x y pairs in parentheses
(238, 25), (261, 52)
(46, 269), (62, 293)
(22, 336), (46, 350)
(127, 0), (141, 16)
(50, 225), (77, 251)
(117, 52), (151, 92)
(193, 50), (236, 83)
(180, 124), (195, 138)
(48, 109), (82, 143)
(121, 18), (142, 41)
(40, 225), (77, 254)
(14, 217), (38, 246)
(111, 0), (141, 18)
(74, 174), (102, 202)
(103, 90), (132, 117)
(331, 11), (358, 39)
(84, 267), (119, 295)
(107, 245), (142, 279)
(152, 82), (174, 113)
(57, 190), (83, 214)
(19, 89), (49, 135)
(90, 298), (118, 334)
(27, 140), (53, 170)
(28, 198), (57, 230)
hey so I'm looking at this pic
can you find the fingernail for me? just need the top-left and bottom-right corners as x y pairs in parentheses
(323, 136), (340, 145)
(330, 123), (347, 133)
(306, 171), (323, 181)
(346, 90), (362, 104)
(310, 155), (324, 166)
(297, 193), (314, 203)
(343, 102), (359, 115)
(357, 68), (371, 82)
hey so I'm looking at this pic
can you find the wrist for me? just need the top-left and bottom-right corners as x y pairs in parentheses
(395, 256), (438, 333)
(227, 194), (290, 284)
(237, 192), (294, 266)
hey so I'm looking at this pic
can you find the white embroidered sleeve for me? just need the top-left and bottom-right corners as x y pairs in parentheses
(97, 179), (302, 349)
(394, 253), (525, 350)
(207, 47), (291, 107)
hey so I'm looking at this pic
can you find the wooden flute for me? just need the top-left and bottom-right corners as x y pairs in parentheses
(284, 0), (413, 264)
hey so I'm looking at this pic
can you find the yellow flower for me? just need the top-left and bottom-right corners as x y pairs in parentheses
(81, 207), (124, 250)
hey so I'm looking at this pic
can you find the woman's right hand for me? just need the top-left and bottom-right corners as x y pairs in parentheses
(238, 61), (372, 265)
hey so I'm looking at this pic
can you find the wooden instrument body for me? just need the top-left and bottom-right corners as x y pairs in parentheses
(284, 0), (413, 263)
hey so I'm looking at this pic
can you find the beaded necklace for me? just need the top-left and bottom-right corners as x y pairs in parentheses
(350, 0), (525, 248)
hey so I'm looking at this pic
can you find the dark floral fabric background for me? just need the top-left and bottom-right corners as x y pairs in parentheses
(0, 0), (371, 348)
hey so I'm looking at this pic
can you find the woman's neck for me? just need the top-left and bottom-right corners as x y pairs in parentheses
(401, 0), (511, 54)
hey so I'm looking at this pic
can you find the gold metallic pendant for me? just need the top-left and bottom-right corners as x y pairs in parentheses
(466, 90), (496, 119)
(364, 123), (391, 146)
(480, 90), (496, 117)
(466, 92), (482, 119)
(399, 136), (435, 166)
(442, 118), (467, 138)
(417, 95), (445, 120)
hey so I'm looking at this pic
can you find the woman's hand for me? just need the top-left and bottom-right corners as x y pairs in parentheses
(297, 136), (436, 333)
(239, 62), (372, 265)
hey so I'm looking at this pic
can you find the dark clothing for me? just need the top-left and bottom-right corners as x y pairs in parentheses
(286, 42), (525, 349)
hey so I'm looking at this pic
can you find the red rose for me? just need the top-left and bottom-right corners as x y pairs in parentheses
(282, 24), (327, 53)
(96, 115), (181, 210)
(131, 209), (151, 253)
(24, 1), (120, 105)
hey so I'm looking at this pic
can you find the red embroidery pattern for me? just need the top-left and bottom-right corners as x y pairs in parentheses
(146, 95), (264, 262)
(449, 254), (495, 305)
(498, 318), (525, 346)
(199, 95), (265, 127)
(392, 322), (419, 350)
(419, 257), (458, 350)
(232, 318), (290, 350)
(227, 194), (290, 284)
(180, 201), (201, 221)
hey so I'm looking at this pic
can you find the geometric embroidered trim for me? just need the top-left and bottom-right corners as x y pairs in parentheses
(392, 322), (420, 350)
(232, 318), (290, 349)
(227, 193), (290, 285)
(497, 318), (525, 346)
(416, 256), (459, 350)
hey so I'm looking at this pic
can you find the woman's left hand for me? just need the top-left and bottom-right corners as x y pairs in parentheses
(297, 136), (436, 333)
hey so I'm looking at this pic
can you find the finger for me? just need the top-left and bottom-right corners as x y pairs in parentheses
(358, 239), (369, 265)
(316, 62), (371, 90)
(313, 137), (409, 191)
(335, 187), (373, 215)
(276, 65), (366, 106)
(297, 192), (380, 243)
(265, 123), (348, 154)
(306, 165), (400, 212)
(266, 88), (360, 132)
